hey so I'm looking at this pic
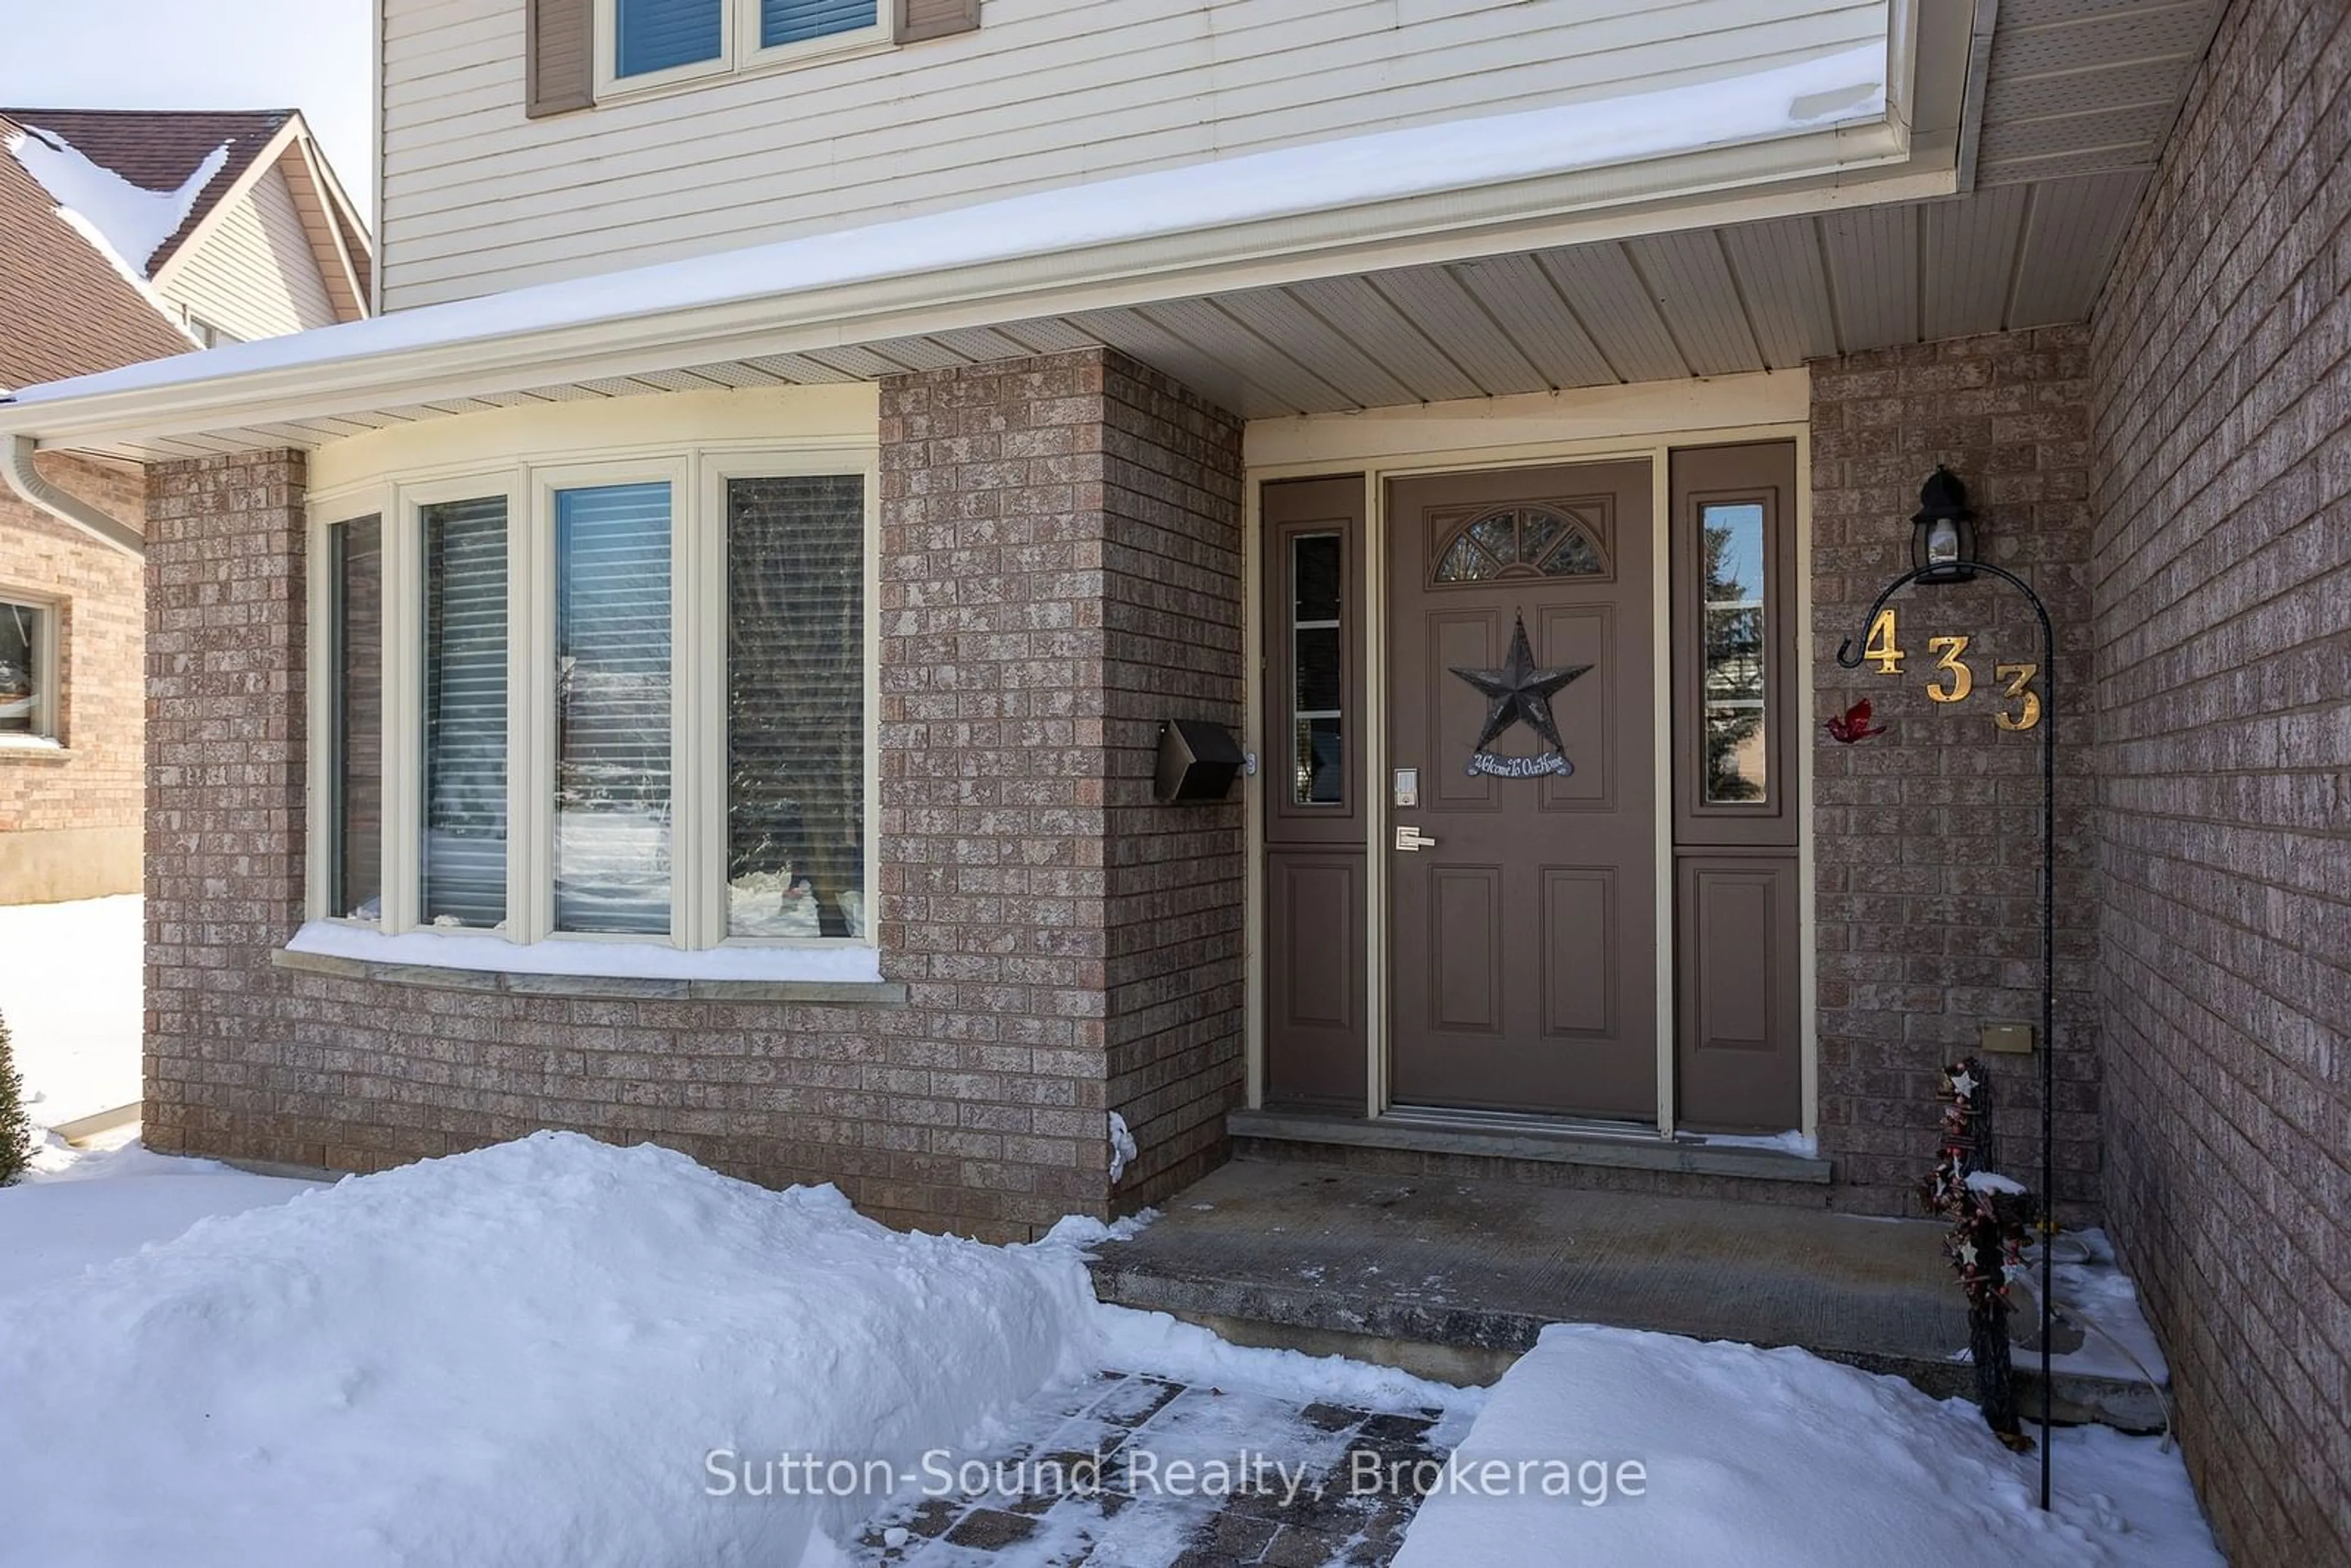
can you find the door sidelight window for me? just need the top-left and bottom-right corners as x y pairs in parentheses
(1291, 531), (1344, 806)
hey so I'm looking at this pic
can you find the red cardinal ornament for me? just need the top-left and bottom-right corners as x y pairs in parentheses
(1825, 699), (1886, 744)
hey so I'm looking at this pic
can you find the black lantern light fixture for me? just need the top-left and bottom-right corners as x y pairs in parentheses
(1911, 465), (1977, 582)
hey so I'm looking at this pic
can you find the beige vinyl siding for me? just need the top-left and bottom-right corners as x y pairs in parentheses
(159, 161), (343, 340)
(378, 0), (1890, 309)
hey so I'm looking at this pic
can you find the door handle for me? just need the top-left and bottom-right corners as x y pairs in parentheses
(1394, 825), (1437, 852)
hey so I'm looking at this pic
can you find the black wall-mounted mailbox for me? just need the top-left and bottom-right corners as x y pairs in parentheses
(1154, 719), (1243, 803)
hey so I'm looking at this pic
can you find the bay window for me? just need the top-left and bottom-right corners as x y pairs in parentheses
(310, 446), (875, 961)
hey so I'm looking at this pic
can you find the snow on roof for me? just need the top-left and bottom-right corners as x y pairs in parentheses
(4, 122), (228, 283)
(0, 43), (1886, 418)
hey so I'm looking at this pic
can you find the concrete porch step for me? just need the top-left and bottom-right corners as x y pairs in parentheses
(1090, 1158), (2167, 1433)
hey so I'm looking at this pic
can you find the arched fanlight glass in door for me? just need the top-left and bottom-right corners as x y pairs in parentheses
(1433, 505), (1608, 582)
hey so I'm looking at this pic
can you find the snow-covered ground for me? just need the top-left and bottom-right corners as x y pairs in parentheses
(0, 1131), (2222, 1567)
(0, 893), (143, 1128)
(1, 1133), (318, 1296)
(1395, 1323), (2221, 1568)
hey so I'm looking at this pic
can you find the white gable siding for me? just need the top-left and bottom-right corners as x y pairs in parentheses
(379, 0), (1889, 310)
(159, 161), (342, 342)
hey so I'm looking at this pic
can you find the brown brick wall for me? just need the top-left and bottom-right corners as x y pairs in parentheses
(1099, 356), (1247, 1207)
(1807, 327), (2101, 1218)
(2088, 1), (2351, 1561)
(0, 453), (146, 900)
(143, 350), (1245, 1242)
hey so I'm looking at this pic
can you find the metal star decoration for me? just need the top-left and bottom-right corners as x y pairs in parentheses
(1451, 613), (1591, 758)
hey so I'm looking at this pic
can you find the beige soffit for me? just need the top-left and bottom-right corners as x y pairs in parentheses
(0, 8), (1976, 457)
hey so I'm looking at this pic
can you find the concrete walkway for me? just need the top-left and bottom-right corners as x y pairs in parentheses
(1090, 1159), (2160, 1428)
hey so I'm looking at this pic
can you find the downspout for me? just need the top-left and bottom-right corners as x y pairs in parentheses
(2, 433), (144, 558)
(1953, 0), (1999, 194)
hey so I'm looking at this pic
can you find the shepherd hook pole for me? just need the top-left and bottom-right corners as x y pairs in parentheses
(1837, 561), (2057, 1512)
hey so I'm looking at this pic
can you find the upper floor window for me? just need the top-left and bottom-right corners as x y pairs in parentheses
(603, 0), (885, 91)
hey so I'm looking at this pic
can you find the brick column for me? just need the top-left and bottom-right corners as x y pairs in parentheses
(1806, 329), (2100, 1218)
(142, 450), (309, 1161)
(877, 348), (1247, 1216)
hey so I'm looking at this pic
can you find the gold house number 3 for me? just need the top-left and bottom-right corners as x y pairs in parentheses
(1863, 610), (2041, 731)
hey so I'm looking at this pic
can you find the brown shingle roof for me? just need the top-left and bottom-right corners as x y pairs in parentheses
(0, 111), (195, 389)
(0, 107), (294, 276)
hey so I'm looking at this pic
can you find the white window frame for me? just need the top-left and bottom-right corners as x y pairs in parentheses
(696, 448), (880, 951)
(304, 440), (880, 959)
(396, 471), (530, 940)
(737, 0), (892, 74)
(594, 0), (893, 103)
(530, 456), (693, 948)
(0, 591), (61, 745)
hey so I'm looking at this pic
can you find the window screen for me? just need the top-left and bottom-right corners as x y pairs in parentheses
(331, 518), (384, 922)
(553, 482), (673, 934)
(422, 497), (509, 929)
(759, 0), (876, 47)
(617, 0), (721, 75)
(726, 475), (864, 939)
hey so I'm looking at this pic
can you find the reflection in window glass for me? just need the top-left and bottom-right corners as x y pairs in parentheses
(0, 601), (43, 735)
(331, 518), (384, 921)
(1292, 533), (1343, 805)
(1700, 501), (1768, 803)
(554, 482), (672, 934)
(422, 497), (509, 929)
(727, 475), (865, 939)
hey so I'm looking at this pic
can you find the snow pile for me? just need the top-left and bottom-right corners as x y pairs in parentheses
(1395, 1323), (2221, 1568)
(1107, 1111), (1138, 1185)
(0, 893), (143, 1128)
(286, 916), (885, 984)
(0, 1132), (1100, 1567)
(5, 124), (227, 280)
(2022, 1228), (2172, 1388)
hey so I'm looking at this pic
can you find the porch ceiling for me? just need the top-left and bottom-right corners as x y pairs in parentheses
(23, 0), (2220, 457)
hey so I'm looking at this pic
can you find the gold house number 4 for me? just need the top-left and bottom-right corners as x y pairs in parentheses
(1862, 609), (2041, 731)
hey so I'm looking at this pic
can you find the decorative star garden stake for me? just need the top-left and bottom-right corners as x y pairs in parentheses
(1451, 613), (1592, 778)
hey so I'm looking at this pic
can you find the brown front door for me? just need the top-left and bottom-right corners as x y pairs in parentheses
(1387, 462), (1657, 1119)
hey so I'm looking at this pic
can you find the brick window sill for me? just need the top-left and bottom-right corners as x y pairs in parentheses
(272, 921), (907, 1004)
(0, 737), (70, 760)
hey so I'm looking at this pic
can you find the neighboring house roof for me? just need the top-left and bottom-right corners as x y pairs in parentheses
(0, 108), (293, 277)
(0, 111), (198, 388)
(0, 107), (373, 394)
